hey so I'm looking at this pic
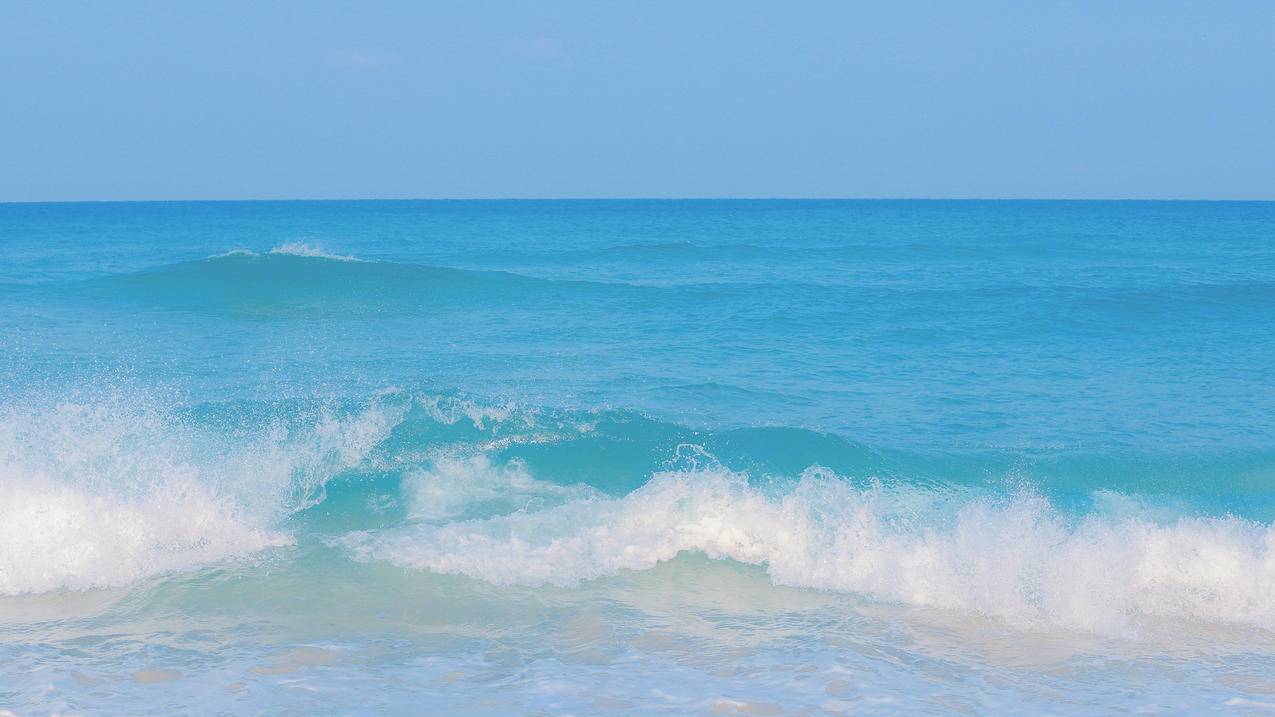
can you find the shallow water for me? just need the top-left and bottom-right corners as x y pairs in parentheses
(1, 200), (1274, 714)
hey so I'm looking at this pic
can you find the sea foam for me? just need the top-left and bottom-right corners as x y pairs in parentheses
(210, 243), (363, 262)
(0, 394), (403, 595)
(405, 452), (597, 522)
(267, 242), (363, 262)
(344, 458), (1275, 633)
(0, 470), (288, 596)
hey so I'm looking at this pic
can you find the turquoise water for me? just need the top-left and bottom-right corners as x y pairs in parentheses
(2, 200), (1274, 715)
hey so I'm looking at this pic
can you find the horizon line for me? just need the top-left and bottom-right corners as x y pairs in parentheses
(4, 196), (1275, 205)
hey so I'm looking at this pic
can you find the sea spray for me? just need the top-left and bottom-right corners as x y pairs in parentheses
(0, 391), (406, 595)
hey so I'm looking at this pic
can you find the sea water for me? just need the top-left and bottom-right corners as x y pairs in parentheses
(1, 199), (1273, 715)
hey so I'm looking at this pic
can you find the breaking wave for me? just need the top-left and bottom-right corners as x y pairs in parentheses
(0, 393), (404, 595)
(344, 455), (1275, 634)
(5, 387), (1275, 637)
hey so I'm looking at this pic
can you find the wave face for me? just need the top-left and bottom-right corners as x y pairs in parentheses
(77, 248), (575, 319)
(2, 200), (1275, 715)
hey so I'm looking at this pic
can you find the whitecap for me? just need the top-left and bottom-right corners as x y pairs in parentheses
(343, 461), (1275, 634)
(268, 241), (363, 262)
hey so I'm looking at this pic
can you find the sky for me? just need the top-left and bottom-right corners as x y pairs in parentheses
(1, 1), (1272, 201)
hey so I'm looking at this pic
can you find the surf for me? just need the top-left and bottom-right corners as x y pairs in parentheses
(4, 386), (1274, 638)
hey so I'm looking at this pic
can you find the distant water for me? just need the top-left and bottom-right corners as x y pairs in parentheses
(2, 200), (1274, 715)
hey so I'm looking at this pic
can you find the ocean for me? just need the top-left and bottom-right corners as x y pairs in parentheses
(1, 199), (1273, 715)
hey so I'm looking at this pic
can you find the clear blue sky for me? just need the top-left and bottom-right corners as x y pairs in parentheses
(2, 1), (1272, 201)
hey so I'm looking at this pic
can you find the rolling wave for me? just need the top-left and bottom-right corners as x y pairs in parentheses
(51, 245), (650, 318)
(3, 387), (1274, 636)
(8, 243), (1266, 330)
(342, 460), (1275, 633)
(0, 391), (404, 595)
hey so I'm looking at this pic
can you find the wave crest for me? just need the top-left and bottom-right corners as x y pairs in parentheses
(0, 394), (404, 595)
(343, 460), (1275, 633)
(267, 242), (363, 262)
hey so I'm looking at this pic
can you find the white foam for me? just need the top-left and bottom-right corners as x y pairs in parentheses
(0, 395), (402, 596)
(344, 463), (1275, 633)
(0, 471), (288, 596)
(405, 452), (597, 522)
(268, 242), (362, 262)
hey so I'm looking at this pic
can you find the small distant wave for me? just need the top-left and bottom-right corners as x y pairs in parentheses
(69, 248), (643, 319)
(208, 248), (260, 259)
(211, 242), (363, 262)
(72, 253), (537, 318)
(41, 246), (826, 320)
(267, 242), (364, 262)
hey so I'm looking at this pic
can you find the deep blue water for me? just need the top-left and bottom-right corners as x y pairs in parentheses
(2, 200), (1274, 715)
